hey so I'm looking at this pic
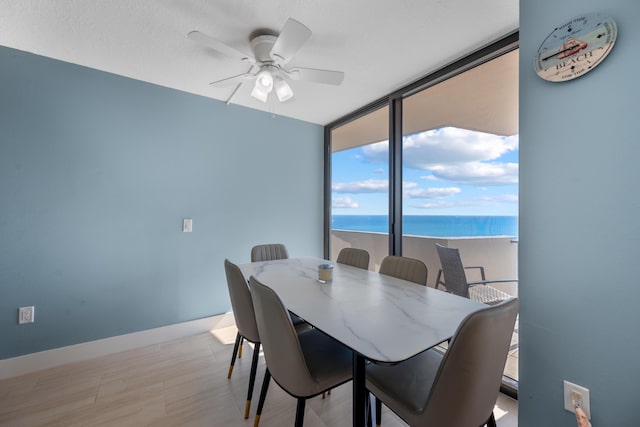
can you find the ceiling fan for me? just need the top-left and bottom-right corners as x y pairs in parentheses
(188, 18), (344, 104)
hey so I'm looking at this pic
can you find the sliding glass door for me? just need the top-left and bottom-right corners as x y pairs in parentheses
(400, 50), (520, 383)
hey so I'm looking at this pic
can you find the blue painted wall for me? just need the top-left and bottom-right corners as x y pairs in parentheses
(0, 46), (324, 359)
(519, 1), (640, 425)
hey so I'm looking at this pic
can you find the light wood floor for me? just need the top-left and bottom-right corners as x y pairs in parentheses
(0, 325), (518, 426)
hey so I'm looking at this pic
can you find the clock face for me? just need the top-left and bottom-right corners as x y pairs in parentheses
(534, 13), (617, 82)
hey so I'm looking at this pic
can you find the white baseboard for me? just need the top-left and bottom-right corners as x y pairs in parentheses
(0, 312), (236, 380)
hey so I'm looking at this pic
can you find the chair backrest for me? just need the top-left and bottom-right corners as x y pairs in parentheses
(435, 244), (469, 298)
(224, 259), (260, 343)
(249, 276), (314, 396)
(336, 248), (370, 270)
(379, 255), (428, 286)
(251, 244), (289, 262)
(422, 298), (519, 426)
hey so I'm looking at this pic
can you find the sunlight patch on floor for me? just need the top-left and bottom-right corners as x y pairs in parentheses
(209, 325), (238, 345)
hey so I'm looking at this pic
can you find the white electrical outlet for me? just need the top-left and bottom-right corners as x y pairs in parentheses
(563, 380), (590, 419)
(182, 218), (192, 233)
(18, 306), (35, 324)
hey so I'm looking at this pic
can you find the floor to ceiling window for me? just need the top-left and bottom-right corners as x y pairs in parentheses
(326, 33), (519, 390)
(329, 106), (389, 271)
(400, 49), (519, 279)
(400, 49), (519, 383)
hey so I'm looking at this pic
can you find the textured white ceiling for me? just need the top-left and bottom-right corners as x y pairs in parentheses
(0, 0), (518, 125)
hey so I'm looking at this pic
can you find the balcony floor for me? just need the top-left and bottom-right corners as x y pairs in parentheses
(505, 316), (519, 381)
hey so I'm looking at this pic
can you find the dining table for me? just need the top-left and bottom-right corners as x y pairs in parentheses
(239, 256), (485, 427)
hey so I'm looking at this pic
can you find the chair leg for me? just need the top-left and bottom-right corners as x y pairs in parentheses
(294, 398), (306, 427)
(238, 336), (244, 358)
(254, 369), (271, 427)
(228, 332), (241, 379)
(375, 397), (382, 427)
(244, 343), (261, 419)
(365, 390), (372, 427)
(484, 411), (497, 427)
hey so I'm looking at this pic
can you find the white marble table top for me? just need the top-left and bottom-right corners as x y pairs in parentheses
(239, 257), (484, 363)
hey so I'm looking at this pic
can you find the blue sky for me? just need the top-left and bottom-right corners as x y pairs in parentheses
(332, 127), (519, 216)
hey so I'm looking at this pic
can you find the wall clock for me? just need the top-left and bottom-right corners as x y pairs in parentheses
(534, 13), (617, 82)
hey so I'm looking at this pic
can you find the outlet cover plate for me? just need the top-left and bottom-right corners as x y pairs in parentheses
(563, 380), (590, 419)
(182, 218), (192, 233)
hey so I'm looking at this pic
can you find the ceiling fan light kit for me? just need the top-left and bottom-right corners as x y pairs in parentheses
(274, 76), (294, 102)
(255, 67), (274, 90)
(250, 82), (269, 103)
(248, 64), (294, 103)
(189, 18), (344, 104)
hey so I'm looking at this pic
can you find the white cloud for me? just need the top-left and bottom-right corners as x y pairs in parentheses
(404, 187), (461, 199)
(478, 194), (519, 203)
(333, 179), (464, 202)
(359, 140), (388, 163)
(360, 127), (519, 171)
(332, 197), (359, 209)
(403, 181), (418, 190)
(430, 162), (518, 185)
(332, 179), (388, 193)
(412, 193), (518, 209)
(413, 200), (459, 209)
(403, 128), (518, 167)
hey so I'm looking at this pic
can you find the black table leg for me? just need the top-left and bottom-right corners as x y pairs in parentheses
(353, 353), (366, 426)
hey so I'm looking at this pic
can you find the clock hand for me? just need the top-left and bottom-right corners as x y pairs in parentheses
(541, 44), (584, 61)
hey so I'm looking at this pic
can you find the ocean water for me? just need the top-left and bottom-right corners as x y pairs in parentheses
(331, 215), (518, 238)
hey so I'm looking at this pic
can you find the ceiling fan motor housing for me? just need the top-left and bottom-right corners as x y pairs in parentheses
(250, 34), (278, 64)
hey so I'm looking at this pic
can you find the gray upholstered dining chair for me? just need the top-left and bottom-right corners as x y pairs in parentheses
(379, 255), (428, 286)
(322, 247), (369, 398)
(243, 243), (294, 355)
(250, 242), (309, 330)
(336, 247), (370, 270)
(223, 259), (262, 419)
(367, 297), (519, 427)
(249, 276), (353, 427)
(251, 243), (289, 262)
(374, 255), (429, 418)
(435, 244), (516, 305)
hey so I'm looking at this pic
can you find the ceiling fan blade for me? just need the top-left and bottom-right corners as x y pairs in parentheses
(188, 31), (253, 62)
(287, 67), (345, 85)
(209, 72), (255, 87)
(270, 18), (311, 64)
